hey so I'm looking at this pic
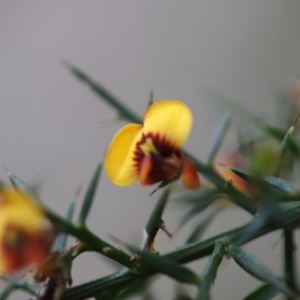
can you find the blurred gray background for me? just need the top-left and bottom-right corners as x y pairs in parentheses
(0, 1), (300, 299)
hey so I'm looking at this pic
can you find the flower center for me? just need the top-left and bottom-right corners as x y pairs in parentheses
(133, 132), (182, 185)
(139, 137), (158, 155)
(1, 224), (52, 273)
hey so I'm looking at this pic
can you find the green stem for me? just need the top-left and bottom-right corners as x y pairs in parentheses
(62, 202), (300, 300)
(284, 229), (298, 299)
(62, 268), (133, 300)
(46, 209), (132, 268)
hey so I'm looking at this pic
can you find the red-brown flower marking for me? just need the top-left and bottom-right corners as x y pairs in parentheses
(134, 132), (181, 184)
(0, 187), (52, 274)
(105, 100), (200, 189)
(2, 224), (51, 273)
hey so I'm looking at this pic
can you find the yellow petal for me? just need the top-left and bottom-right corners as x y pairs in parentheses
(0, 188), (47, 236)
(143, 100), (192, 147)
(105, 123), (143, 186)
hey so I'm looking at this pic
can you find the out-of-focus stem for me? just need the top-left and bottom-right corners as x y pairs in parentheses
(284, 228), (298, 300)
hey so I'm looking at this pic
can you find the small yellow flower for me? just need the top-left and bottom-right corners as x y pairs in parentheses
(0, 187), (52, 274)
(105, 100), (200, 189)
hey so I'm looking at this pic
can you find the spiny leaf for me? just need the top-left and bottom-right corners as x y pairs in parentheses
(144, 188), (171, 243)
(273, 115), (299, 295)
(184, 209), (219, 244)
(196, 240), (225, 300)
(5, 168), (38, 195)
(274, 113), (299, 175)
(136, 250), (201, 285)
(229, 166), (292, 192)
(255, 122), (300, 157)
(116, 237), (200, 285)
(207, 112), (233, 163)
(283, 229), (298, 294)
(228, 244), (291, 296)
(6, 170), (30, 190)
(277, 113), (299, 155)
(116, 279), (151, 299)
(78, 162), (102, 225)
(233, 190), (284, 246)
(61, 268), (132, 300)
(178, 188), (218, 227)
(262, 176), (293, 192)
(147, 90), (154, 107)
(243, 283), (280, 300)
(54, 198), (77, 250)
(65, 62), (141, 123)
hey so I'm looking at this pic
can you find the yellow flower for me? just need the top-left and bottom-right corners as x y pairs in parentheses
(0, 187), (52, 274)
(105, 100), (200, 189)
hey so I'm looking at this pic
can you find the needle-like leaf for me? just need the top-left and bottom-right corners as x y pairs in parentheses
(196, 240), (225, 300)
(207, 112), (233, 163)
(78, 162), (102, 225)
(255, 122), (300, 157)
(178, 188), (218, 228)
(142, 188), (171, 251)
(136, 250), (201, 285)
(5, 168), (39, 197)
(65, 62), (141, 123)
(54, 198), (76, 250)
(184, 209), (219, 244)
(228, 244), (292, 297)
(243, 282), (280, 300)
(228, 166), (292, 192)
